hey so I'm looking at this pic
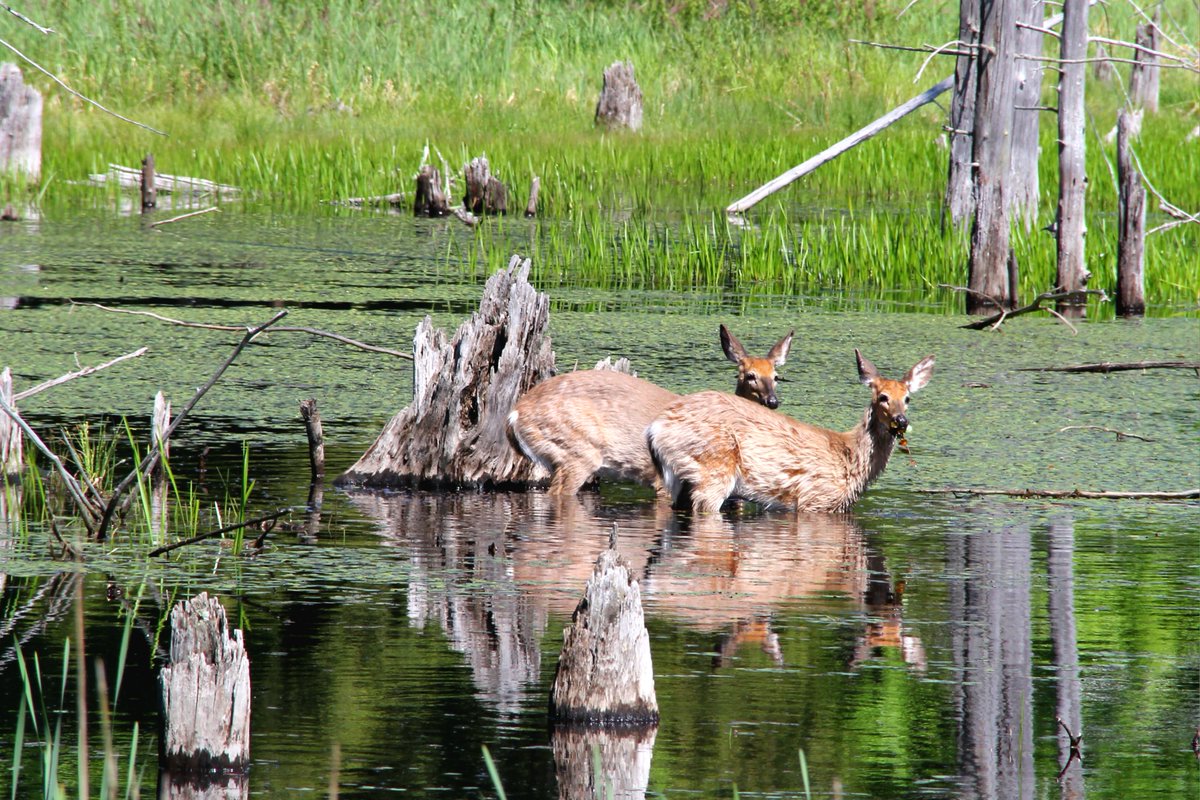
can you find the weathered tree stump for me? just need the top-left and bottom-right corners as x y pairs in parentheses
(550, 542), (658, 726)
(1116, 110), (1146, 317)
(595, 61), (643, 132)
(463, 156), (508, 216)
(159, 593), (251, 779)
(551, 726), (656, 800)
(336, 255), (554, 489)
(141, 153), (157, 210)
(0, 368), (20, 477)
(0, 63), (42, 183)
(525, 176), (540, 218)
(413, 164), (450, 216)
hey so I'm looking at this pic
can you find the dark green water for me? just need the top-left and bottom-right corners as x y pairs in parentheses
(1, 212), (1197, 798)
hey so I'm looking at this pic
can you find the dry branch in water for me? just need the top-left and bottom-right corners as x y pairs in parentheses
(149, 206), (219, 228)
(918, 487), (1198, 500)
(1017, 360), (1200, 374)
(148, 509), (291, 557)
(945, 287), (1107, 331)
(1057, 425), (1154, 442)
(13, 347), (148, 402)
(71, 302), (411, 360)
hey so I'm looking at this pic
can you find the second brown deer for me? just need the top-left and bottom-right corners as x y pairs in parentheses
(506, 326), (794, 495)
(646, 350), (934, 513)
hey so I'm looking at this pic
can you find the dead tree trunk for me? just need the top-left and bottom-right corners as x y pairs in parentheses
(595, 61), (643, 132)
(413, 164), (450, 216)
(945, 0), (981, 228)
(1116, 110), (1146, 317)
(0, 63), (42, 183)
(159, 593), (250, 785)
(550, 542), (659, 726)
(525, 176), (540, 218)
(1054, 0), (1091, 318)
(0, 368), (20, 477)
(463, 156), (508, 215)
(1009, 0), (1045, 227)
(336, 256), (554, 489)
(966, 0), (1020, 313)
(299, 398), (325, 479)
(1129, 12), (1161, 113)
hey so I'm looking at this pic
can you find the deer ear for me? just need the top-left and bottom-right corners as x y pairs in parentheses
(720, 325), (748, 364)
(856, 349), (879, 386)
(768, 330), (794, 366)
(905, 356), (936, 393)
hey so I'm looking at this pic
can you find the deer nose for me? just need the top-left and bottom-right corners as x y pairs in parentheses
(893, 414), (909, 433)
(765, 394), (780, 409)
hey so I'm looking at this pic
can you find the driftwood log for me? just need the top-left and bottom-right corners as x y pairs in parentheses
(0, 63), (42, 182)
(463, 156), (508, 216)
(594, 61), (643, 132)
(550, 537), (658, 726)
(336, 255), (553, 489)
(159, 593), (251, 777)
(413, 164), (450, 216)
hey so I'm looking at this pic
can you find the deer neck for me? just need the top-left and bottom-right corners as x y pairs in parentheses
(845, 404), (897, 497)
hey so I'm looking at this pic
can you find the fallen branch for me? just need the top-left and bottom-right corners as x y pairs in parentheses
(149, 206), (219, 228)
(2, 3), (54, 33)
(726, 74), (954, 214)
(0, 396), (98, 526)
(95, 311), (289, 540)
(1057, 425), (1153, 442)
(70, 302), (411, 360)
(957, 289), (1107, 330)
(918, 487), (1198, 500)
(1017, 360), (1200, 374)
(0, 38), (166, 135)
(148, 509), (290, 557)
(13, 347), (148, 402)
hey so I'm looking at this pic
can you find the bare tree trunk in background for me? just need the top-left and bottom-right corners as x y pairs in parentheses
(595, 61), (644, 132)
(966, 0), (1019, 313)
(1129, 10), (1161, 113)
(945, 0), (980, 228)
(1009, 0), (1045, 228)
(1054, 0), (1090, 318)
(1116, 110), (1146, 316)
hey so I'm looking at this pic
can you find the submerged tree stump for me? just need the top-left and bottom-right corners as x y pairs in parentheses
(414, 164), (450, 216)
(0, 63), (42, 183)
(336, 255), (553, 489)
(595, 61), (643, 132)
(159, 593), (251, 776)
(550, 542), (658, 726)
(463, 156), (508, 216)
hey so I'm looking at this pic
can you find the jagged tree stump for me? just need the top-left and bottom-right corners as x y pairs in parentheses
(0, 367), (21, 477)
(550, 543), (658, 726)
(413, 164), (450, 216)
(463, 156), (508, 215)
(0, 63), (42, 182)
(594, 61), (643, 132)
(159, 593), (251, 777)
(337, 255), (554, 489)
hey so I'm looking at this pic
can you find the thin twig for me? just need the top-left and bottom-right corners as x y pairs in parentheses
(148, 206), (219, 228)
(1089, 34), (1198, 69)
(95, 311), (289, 540)
(0, 36), (167, 136)
(2, 3), (54, 33)
(13, 347), (148, 402)
(917, 487), (1199, 500)
(70, 302), (412, 360)
(1018, 52), (1197, 70)
(1057, 425), (1154, 442)
(148, 509), (291, 557)
(849, 39), (975, 57)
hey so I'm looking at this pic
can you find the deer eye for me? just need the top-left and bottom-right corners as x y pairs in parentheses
(904, 395), (911, 404)
(745, 373), (759, 383)
(878, 393), (890, 405)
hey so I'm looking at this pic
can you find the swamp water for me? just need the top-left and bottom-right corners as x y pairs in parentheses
(0, 212), (1196, 798)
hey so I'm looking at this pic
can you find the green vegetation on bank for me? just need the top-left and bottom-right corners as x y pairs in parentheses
(3, 0), (1198, 311)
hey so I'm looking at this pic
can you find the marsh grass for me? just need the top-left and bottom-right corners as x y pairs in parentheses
(3, 0), (1197, 311)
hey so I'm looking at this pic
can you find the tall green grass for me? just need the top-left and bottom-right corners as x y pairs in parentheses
(4, 0), (1197, 311)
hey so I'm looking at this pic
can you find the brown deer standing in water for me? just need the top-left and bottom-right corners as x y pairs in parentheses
(646, 350), (934, 513)
(506, 326), (794, 495)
